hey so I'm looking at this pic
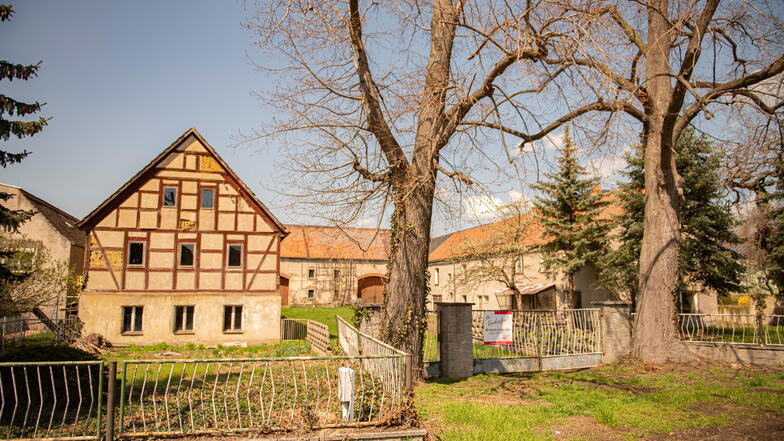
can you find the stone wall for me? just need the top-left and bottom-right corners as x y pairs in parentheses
(684, 342), (784, 367)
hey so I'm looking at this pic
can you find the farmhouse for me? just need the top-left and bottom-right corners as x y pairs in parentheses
(427, 202), (621, 311)
(77, 128), (288, 346)
(280, 225), (389, 306)
(0, 183), (86, 318)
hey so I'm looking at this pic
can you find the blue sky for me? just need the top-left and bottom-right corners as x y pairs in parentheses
(1, 1), (646, 236)
(1, 1), (295, 222)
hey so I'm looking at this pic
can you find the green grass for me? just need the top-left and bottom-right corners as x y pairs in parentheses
(416, 363), (784, 440)
(281, 306), (354, 340)
(102, 340), (312, 361)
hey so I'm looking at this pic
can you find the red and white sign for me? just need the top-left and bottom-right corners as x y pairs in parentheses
(483, 311), (513, 345)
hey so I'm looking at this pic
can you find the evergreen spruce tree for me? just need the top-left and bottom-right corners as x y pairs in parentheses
(763, 151), (784, 291)
(1, 4), (48, 282)
(600, 129), (744, 305)
(533, 128), (610, 307)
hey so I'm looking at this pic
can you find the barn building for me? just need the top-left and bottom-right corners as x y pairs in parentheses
(77, 128), (288, 346)
(280, 225), (389, 306)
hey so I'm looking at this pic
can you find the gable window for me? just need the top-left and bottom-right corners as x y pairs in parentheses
(307, 289), (315, 299)
(174, 305), (194, 332)
(227, 244), (242, 268)
(122, 306), (143, 334)
(308, 269), (315, 278)
(163, 187), (177, 207)
(223, 305), (243, 332)
(200, 188), (215, 209)
(433, 268), (440, 286)
(179, 243), (195, 267)
(127, 242), (145, 266)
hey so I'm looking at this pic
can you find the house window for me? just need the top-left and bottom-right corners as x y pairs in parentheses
(223, 305), (243, 331)
(122, 306), (143, 334)
(307, 289), (315, 299)
(433, 268), (440, 286)
(334, 269), (340, 278)
(514, 258), (524, 274)
(174, 305), (194, 332)
(163, 187), (177, 207)
(200, 188), (215, 208)
(308, 268), (315, 278)
(179, 243), (195, 267)
(127, 242), (145, 266)
(227, 244), (242, 268)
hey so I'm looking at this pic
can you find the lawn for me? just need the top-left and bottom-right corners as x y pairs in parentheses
(416, 362), (784, 440)
(101, 340), (312, 361)
(281, 305), (354, 340)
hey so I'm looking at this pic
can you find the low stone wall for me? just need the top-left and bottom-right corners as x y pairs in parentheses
(685, 342), (784, 367)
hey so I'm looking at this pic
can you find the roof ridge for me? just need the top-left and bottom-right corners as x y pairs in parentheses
(77, 128), (288, 235)
(20, 189), (80, 223)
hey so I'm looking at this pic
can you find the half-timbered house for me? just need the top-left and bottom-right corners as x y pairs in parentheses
(77, 128), (288, 346)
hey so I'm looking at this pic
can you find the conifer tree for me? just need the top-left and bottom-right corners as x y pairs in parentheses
(764, 152), (784, 291)
(1, 4), (48, 282)
(600, 129), (744, 305)
(533, 128), (610, 307)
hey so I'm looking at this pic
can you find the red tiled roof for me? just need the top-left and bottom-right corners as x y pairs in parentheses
(429, 193), (623, 262)
(280, 225), (390, 260)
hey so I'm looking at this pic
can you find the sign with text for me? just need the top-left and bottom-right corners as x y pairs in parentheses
(483, 311), (513, 345)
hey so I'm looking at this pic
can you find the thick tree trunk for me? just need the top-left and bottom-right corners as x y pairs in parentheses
(381, 0), (461, 380)
(381, 171), (435, 380)
(630, 0), (690, 362)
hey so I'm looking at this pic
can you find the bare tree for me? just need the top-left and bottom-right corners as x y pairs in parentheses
(444, 202), (543, 309)
(242, 0), (634, 375)
(0, 235), (81, 318)
(463, 0), (784, 362)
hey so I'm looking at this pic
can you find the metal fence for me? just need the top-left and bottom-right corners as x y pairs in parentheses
(0, 317), (80, 351)
(423, 313), (439, 362)
(470, 309), (601, 359)
(336, 316), (411, 392)
(0, 361), (103, 440)
(0, 353), (411, 440)
(678, 313), (784, 346)
(116, 355), (403, 437)
(281, 319), (331, 353)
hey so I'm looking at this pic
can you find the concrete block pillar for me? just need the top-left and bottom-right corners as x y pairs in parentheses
(592, 300), (633, 363)
(436, 302), (474, 378)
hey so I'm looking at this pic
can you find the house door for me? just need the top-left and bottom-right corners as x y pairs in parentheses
(357, 275), (385, 304)
(279, 275), (290, 306)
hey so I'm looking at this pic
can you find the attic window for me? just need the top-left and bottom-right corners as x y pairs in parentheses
(163, 187), (177, 207)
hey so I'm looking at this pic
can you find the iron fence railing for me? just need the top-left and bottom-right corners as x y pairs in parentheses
(0, 361), (104, 441)
(423, 313), (439, 362)
(0, 317), (80, 351)
(470, 309), (601, 359)
(678, 313), (784, 346)
(116, 356), (404, 437)
(280, 319), (308, 341)
(281, 319), (331, 353)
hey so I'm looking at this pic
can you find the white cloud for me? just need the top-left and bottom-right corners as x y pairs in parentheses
(589, 155), (627, 183)
(462, 194), (504, 222)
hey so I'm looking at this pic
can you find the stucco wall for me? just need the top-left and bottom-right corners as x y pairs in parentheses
(79, 291), (280, 346)
(281, 258), (387, 306)
(0, 184), (83, 318)
(428, 252), (615, 310)
(80, 133), (283, 345)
